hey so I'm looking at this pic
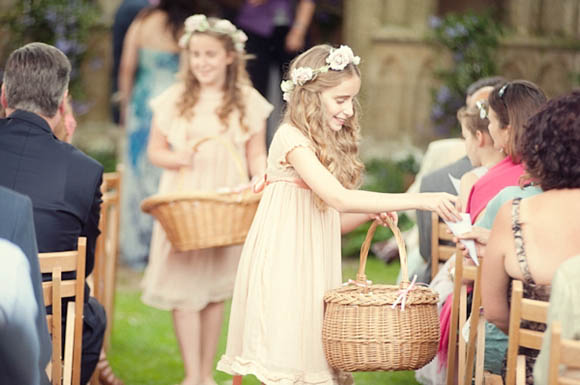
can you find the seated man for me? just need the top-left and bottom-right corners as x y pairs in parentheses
(0, 239), (47, 385)
(0, 42), (121, 385)
(0, 186), (51, 385)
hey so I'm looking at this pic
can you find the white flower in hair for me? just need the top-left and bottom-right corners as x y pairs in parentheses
(213, 19), (237, 34)
(291, 67), (314, 86)
(326, 45), (360, 71)
(185, 14), (209, 32)
(280, 80), (295, 93)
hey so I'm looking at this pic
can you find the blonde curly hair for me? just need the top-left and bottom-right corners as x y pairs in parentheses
(283, 44), (365, 209)
(177, 17), (252, 132)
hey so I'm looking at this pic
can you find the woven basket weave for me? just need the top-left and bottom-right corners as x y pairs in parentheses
(322, 218), (440, 372)
(141, 136), (260, 252)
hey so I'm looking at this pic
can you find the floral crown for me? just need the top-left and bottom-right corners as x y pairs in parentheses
(179, 14), (248, 52)
(280, 45), (361, 101)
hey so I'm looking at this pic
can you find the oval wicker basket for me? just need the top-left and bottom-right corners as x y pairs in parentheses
(322, 218), (440, 372)
(141, 136), (261, 252)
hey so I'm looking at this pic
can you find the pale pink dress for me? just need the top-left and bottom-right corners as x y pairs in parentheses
(217, 124), (352, 385)
(141, 82), (273, 311)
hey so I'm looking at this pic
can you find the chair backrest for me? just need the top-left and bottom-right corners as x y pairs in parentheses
(446, 247), (483, 385)
(431, 212), (456, 281)
(505, 279), (549, 385)
(548, 320), (580, 385)
(39, 237), (86, 385)
(91, 168), (122, 351)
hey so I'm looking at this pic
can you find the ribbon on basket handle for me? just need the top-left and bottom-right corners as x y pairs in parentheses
(391, 274), (417, 311)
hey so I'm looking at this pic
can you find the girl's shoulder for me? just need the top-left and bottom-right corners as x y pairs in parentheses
(149, 81), (185, 114)
(240, 84), (271, 105)
(272, 123), (313, 148)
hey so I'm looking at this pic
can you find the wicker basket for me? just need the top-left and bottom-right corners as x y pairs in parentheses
(322, 218), (440, 372)
(141, 136), (261, 252)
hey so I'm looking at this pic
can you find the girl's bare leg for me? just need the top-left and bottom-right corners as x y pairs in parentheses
(199, 301), (225, 385)
(173, 308), (201, 385)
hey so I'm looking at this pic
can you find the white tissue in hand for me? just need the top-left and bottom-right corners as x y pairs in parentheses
(444, 213), (479, 266)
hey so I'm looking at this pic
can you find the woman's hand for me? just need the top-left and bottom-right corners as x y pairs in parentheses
(369, 211), (398, 227)
(423, 192), (461, 222)
(454, 226), (490, 258)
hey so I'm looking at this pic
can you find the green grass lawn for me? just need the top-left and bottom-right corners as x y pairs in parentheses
(107, 257), (420, 385)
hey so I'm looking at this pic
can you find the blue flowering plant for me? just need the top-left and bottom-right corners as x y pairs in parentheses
(428, 12), (502, 136)
(1, 0), (100, 108)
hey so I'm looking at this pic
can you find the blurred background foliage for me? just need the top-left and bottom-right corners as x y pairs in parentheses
(428, 11), (503, 136)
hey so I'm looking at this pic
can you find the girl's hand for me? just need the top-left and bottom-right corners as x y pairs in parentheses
(423, 192), (460, 222)
(174, 148), (195, 168)
(454, 226), (490, 258)
(369, 211), (398, 227)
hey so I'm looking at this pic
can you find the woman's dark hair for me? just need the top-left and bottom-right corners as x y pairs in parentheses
(488, 80), (547, 162)
(142, 0), (221, 40)
(520, 90), (580, 190)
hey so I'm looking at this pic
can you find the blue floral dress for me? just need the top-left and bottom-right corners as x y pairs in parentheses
(120, 48), (179, 269)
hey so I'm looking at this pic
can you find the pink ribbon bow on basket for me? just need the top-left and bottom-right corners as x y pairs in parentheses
(391, 274), (418, 311)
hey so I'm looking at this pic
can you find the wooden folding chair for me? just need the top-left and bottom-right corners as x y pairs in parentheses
(548, 320), (580, 385)
(91, 167), (122, 352)
(446, 246), (484, 385)
(431, 212), (456, 281)
(505, 279), (549, 385)
(39, 237), (87, 385)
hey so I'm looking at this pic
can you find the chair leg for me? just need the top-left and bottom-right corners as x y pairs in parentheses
(233, 375), (242, 385)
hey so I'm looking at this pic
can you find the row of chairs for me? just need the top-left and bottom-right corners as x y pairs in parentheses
(40, 169), (122, 385)
(432, 213), (580, 385)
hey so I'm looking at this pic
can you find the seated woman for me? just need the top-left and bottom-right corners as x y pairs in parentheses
(465, 80), (546, 223)
(483, 90), (580, 384)
(456, 87), (504, 210)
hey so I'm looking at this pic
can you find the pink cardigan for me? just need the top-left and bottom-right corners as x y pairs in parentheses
(465, 156), (525, 223)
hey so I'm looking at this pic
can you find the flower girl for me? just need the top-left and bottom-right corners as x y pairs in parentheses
(217, 44), (459, 385)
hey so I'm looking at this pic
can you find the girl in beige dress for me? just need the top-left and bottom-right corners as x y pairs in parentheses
(217, 44), (460, 385)
(141, 15), (273, 385)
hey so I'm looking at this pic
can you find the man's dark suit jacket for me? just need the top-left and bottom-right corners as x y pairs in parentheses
(0, 110), (106, 382)
(417, 156), (473, 281)
(0, 186), (51, 385)
(0, 110), (103, 279)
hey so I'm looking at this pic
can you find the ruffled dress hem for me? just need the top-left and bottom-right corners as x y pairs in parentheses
(217, 355), (352, 385)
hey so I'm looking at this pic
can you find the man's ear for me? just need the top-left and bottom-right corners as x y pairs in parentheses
(1, 84), (7, 109)
(57, 90), (69, 116)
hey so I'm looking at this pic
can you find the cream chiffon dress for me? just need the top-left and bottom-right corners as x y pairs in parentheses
(217, 124), (353, 385)
(141, 82), (273, 311)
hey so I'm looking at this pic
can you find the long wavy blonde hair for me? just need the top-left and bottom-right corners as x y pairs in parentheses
(283, 45), (365, 209)
(177, 18), (252, 132)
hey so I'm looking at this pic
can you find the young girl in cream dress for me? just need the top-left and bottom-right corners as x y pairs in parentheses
(141, 15), (273, 385)
(217, 44), (460, 385)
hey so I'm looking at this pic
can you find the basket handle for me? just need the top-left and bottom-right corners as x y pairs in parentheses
(177, 136), (249, 190)
(356, 216), (409, 286)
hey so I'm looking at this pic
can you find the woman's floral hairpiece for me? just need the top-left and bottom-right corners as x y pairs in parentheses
(280, 45), (361, 101)
(179, 14), (248, 52)
(475, 99), (488, 119)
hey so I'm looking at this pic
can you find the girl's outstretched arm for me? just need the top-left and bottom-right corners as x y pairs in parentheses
(287, 146), (460, 221)
(245, 124), (267, 179)
(147, 120), (194, 170)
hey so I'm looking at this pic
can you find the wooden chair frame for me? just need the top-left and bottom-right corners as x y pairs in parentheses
(431, 212), (456, 281)
(505, 279), (549, 385)
(91, 168), (122, 352)
(40, 237), (87, 385)
(548, 320), (580, 385)
(446, 246), (484, 385)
